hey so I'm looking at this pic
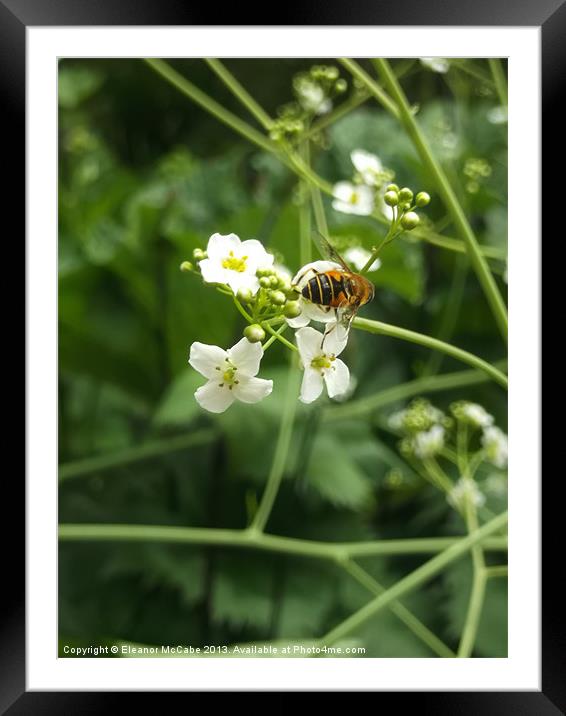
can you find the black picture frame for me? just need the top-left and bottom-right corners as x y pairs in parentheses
(8, 0), (553, 709)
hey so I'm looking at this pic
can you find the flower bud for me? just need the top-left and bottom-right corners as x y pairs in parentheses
(237, 287), (253, 303)
(259, 276), (272, 288)
(415, 191), (431, 207)
(284, 301), (302, 318)
(386, 183), (400, 193)
(401, 211), (420, 230)
(257, 268), (273, 278)
(180, 261), (193, 272)
(398, 187), (414, 203)
(193, 248), (206, 261)
(400, 202), (412, 211)
(335, 79), (347, 93)
(243, 324), (266, 343)
(270, 290), (287, 306)
(269, 275), (280, 288)
(384, 190), (399, 207)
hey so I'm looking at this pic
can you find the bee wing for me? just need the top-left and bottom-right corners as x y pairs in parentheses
(312, 231), (351, 271)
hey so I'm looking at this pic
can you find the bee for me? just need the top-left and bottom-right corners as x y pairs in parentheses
(293, 232), (375, 340)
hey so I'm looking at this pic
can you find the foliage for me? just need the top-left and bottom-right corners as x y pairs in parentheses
(58, 58), (507, 658)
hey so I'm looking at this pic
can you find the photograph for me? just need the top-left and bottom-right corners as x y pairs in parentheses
(57, 56), (509, 660)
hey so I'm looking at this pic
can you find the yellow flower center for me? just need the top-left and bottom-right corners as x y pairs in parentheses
(349, 192), (359, 205)
(222, 251), (248, 272)
(311, 354), (335, 370)
(216, 361), (239, 390)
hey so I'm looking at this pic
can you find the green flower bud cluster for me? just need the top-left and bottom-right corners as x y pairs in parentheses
(390, 398), (449, 436)
(463, 157), (492, 194)
(384, 184), (431, 231)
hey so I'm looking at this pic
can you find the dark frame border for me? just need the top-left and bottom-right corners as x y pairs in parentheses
(9, 0), (554, 710)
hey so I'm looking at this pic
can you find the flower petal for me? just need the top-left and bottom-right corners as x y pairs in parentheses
(351, 149), (382, 176)
(189, 342), (227, 378)
(194, 380), (235, 413)
(232, 376), (273, 404)
(324, 358), (350, 399)
(299, 367), (324, 404)
(295, 326), (323, 365)
(286, 312), (311, 328)
(227, 337), (263, 377)
(302, 301), (337, 324)
(321, 324), (348, 357)
(239, 239), (274, 270)
(225, 271), (260, 296)
(206, 232), (241, 261)
(199, 258), (228, 286)
(332, 181), (356, 203)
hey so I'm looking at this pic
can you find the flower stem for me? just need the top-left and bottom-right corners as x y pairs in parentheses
(352, 317), (508, 389)
(340, 558), (456, 658)
(320, 511), (508, 647)
(262, 322), (289, 351)
(337, 58), (400, 118)
(249, 366), (301, 533)
(262, 323), (298, 352)
(204, 58), (273, 130)
(299, 140), (312, 264)
(488, 58), (508, 107)
(58, 429), (216, 482)
(58, 523), (507, 559)
(323, 360), (507, 422)
(368, 57), (507, 344)
(457, 497), (487, 657)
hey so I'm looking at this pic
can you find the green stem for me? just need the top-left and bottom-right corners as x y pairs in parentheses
(368, 58), (508, 343)
(262, 323), (298, 352)
(488, 59), (508, 107)
(299, 140), (312, 264)
(250, 367), (301, 532)
(485, 565), (508, 579)
(59, 523), (507, 559)
(320, 511), (507, 647)
(323, 361), (507, 422)
(353, 317), (508, 389)
(204, 58), (273, 129)
(337, 58), (400, 118)
(458, 497), (487, 657)
(262, 323), (289, 351)
(341, 558), (455, 658)
(58, 429), (216, 482)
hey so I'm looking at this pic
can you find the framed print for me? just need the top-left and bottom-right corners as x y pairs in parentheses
(8, 0), (555, 707)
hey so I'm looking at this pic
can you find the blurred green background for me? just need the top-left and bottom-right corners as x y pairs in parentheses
(58, 58), (507, 657)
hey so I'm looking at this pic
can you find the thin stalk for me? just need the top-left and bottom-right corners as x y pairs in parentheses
(204, 58), (273, 129)
(353, 317), (508, 390)
(337, 58), (400, 118)
(369, 58), (508, 343)
(262, 323), (289, 351)
(262, 323), (298, 352)
(59, 523), (507, 559)
(485, 565), (508, 579)
(58, 429), (216, 482)
(319, 511), (507, 647)
(324, 361), (507, 422)
(299, 140), (312, 264)
(457, 497), (487, 657)
(250, 367), (301, 532)
(488, 59), (508, 107)
(341, 558), (456, 658)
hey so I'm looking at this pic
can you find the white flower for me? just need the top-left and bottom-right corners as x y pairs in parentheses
(198, 233), (274, 295)
(420, 57), (450, 74)
(189, 338), (273, 414)
(296, 79), (332, 115)
(460, 403), (494, 429)
(448, 477), (486, 511)
(343, 246), (381, 273)
(332, 182), (374, 216)
(412, 424), (445, 459)
(350, 149), (383, 187)
(482, 426), (508, 468)
(295, 326), (350, 404)
(487, 106), (508, 125)
(287, 260), (342, 329)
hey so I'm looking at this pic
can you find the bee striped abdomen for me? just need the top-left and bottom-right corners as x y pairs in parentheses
(302, 272), (348, 307)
